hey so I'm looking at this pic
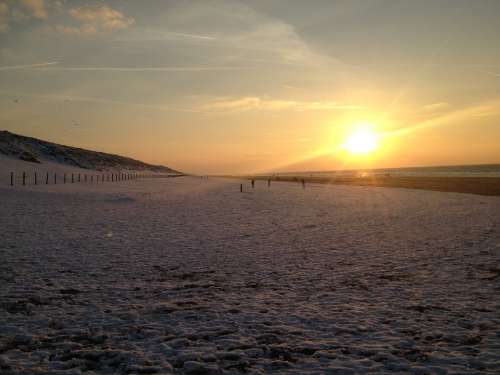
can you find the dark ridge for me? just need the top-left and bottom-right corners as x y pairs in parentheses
(0, 130), (179, 173)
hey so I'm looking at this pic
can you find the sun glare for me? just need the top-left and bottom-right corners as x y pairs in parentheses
(343, 126), (379, 155)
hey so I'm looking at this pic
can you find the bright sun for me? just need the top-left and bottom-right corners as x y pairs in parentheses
(343, 126), (379, 154)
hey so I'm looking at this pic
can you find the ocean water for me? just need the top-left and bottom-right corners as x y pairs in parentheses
(275, 164), (500, 178)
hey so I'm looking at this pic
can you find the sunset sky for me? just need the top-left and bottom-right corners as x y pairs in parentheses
(1, 0), (500, 174)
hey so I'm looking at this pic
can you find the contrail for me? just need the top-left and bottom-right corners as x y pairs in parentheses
(0, 90), (204, 114)
(33, 66), (253, 72)
(475, 69), (500, 78)
(0, 62), (59, 71)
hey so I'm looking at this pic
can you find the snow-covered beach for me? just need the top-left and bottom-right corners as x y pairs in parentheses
(1, 176), (500, 374)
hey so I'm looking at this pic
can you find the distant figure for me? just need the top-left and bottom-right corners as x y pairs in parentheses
(251, 179), (255, 188)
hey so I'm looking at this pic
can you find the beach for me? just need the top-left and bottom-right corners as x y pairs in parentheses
(1, 175), (499, 374)
(242, 175), (500, 196)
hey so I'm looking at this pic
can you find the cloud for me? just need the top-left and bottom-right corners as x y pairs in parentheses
(476, 69), (500, 78)
(202, 97), (363, 113)
(55, 5), (134, 35)
(408, 102), (453, 122)
(388, 98), (500, 137)
(0, 2), (9, 32)
(116, 29), (215, 42)
(421, 102), (452, 112)
(0, 0), (56, 32)
(0, 61), (58, 70)
(20, 0), (47, 19)
(0, 89), (201, 113)
(23, 65), (251, 72)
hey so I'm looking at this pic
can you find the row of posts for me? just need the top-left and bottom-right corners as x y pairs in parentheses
(240, 178), (306, 192)
(9, 171), (143, 186)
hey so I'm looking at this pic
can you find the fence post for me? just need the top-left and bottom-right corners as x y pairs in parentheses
(35, 172), (37, 185)
(46, 172), (49, 185)
(78, 173), (81, 183)
(10, 172), (13, 186)
(91, 175), (93, 183)
(54, 173), (57, 184)
(84, 175), (87, 183)
(240, 184), (243, 193)
(63, 173), (66, 184)
(22, 172), (26, 186)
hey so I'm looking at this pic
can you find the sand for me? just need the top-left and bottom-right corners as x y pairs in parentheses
(241, 175), (500, 196)
(1, 171), (500, 374)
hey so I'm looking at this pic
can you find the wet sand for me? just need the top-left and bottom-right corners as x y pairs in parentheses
(240, 175), (500, 196)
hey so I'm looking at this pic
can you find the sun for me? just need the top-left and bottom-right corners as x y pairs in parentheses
(343, 125), (379, 154)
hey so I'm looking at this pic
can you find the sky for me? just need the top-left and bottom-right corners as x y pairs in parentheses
(1, 0), (500, 174)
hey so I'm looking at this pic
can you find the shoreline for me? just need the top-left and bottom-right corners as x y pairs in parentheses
(228, 175), (500, 196)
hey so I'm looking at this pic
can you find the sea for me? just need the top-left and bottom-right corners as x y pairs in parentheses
(274, 164), (500, 178)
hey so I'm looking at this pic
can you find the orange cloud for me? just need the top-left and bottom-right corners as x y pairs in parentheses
(20, 0), (47, 19)
(54, 5), (134, 35)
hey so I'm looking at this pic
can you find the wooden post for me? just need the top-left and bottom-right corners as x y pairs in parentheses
(34, 172), (37, 185)
(54, 173), (57, 184)
(251, 179), (255, 188)
(268, 179), (270, 188)
(22, 172), (26, 186)
(63, 173), (66, 184)
(240, 184), (243, 193)
(302, 179), (305, 189)
(91, 175), (93, 183)
(46, 172), (49, 185)
(71, 174), (74, 183)
(10, 172), (13, 186)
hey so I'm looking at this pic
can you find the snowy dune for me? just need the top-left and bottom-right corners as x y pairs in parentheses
(1, 176), (500, 374)
(0, 155), (178, 187)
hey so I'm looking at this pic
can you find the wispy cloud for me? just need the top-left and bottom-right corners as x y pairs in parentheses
(421, 102), (451, 112)
(0, 62), (252, 73)
(476, 69), (500, 78)
(31, 65), (253, 72)
(387, 98), (500, 137)
(0, 90), (202, 113)
(202, 97), (363, 113)
(116, 29), (215, 42)
(0, 61), (58, 70)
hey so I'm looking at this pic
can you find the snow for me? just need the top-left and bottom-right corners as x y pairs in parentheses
(1, 169), (500, 374)
(0, 155), (176, 187)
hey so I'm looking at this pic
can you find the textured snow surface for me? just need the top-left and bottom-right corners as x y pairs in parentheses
(1, 177), (500, 375)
